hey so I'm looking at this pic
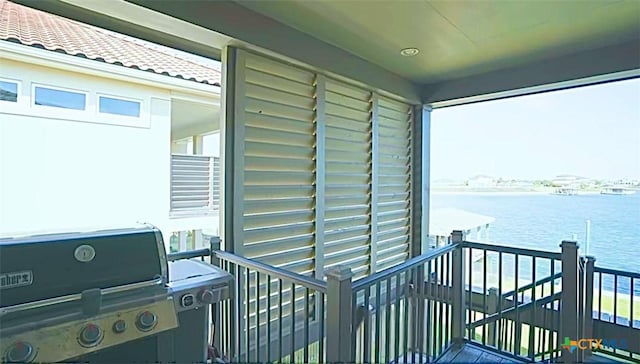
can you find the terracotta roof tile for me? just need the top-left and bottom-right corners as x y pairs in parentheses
(0, 0), (221, 86)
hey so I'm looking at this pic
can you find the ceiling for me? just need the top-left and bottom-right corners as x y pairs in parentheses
(15, 0), (640, 105)
(171, 99), (220, 141)
(239, 0), (640, 84)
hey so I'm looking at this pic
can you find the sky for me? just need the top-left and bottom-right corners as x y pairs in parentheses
(430, 78), (640, 181)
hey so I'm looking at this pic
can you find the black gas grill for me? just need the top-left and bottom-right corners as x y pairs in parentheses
(0, 225), (232, 363)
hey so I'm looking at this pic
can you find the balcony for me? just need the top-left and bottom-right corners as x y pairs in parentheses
(170, 154), (220, 217)
(176, 232), (640, 364)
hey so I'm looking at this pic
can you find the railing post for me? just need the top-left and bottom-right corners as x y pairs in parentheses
(209, 236), (224, 360)
(326, 266), (353, 363)
(210, 236), (221, 266)
(451, 230), (466, 344)
(582, 256), (596, 361)
(560, 240), (579, 363)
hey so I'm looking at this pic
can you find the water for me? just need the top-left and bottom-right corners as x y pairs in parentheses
(431, 192), (640, 295)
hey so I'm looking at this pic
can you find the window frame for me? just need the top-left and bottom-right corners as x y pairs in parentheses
(0, 77), (21, 103)
(32, 83), (88, 111)
(97, 93), (143, 118)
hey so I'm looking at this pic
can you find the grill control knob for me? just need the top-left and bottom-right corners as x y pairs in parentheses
(198, 289), (215, 304)
(113, 319), (127, 334)
(181, 293), (195, 307)
(79, 324), (103, 347)
(4, 341), (36, 363)
(136, 311), (157, 331)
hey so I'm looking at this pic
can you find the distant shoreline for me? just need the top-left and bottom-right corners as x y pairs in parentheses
(431, 188), (603, 196)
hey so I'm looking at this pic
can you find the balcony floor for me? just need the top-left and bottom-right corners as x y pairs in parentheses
(435, 342), (527, 363)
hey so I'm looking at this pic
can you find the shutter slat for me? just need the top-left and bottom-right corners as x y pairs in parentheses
(245, 68), (315, 97)
(326, 115), (371, 133)
(245, 125), (315, 147)
(326, 78), (372, 100)
(246, 98), (315, 122)
(245, 141), (314, 159)
(245, 53), (315, 85)
(244, 171), (314, 186)
(245, 156), (314, 172)
(246, 83), (315, 111)
(245, 112), (314, 134)
(325, 91), (371, 112)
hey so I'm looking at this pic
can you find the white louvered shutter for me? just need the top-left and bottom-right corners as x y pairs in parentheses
(225, 47), (415, 277)
(323, 79), (374, 279)
(375, 96), (413, 271)
(241, 53), (317, 275)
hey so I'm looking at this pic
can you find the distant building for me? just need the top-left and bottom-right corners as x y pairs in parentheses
(467, 175), (496, 188)
(432, 178), (465, 187)
(551, 175), (590, 187)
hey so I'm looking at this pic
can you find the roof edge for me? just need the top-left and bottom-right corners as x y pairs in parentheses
(0, 40), (221, 99)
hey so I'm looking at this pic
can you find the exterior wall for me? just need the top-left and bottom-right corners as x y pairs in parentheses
(0, 58), (218, 245)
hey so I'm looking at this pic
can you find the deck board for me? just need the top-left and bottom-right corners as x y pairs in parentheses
(435, 343), (527, 363)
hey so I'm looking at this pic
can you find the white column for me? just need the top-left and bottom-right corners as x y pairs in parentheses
(179, 231), (188, 252)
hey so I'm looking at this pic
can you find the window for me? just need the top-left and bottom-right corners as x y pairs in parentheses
(99, 96), (141, 117)
(34, 86), (86, 110)
(0, 81), (18, 102)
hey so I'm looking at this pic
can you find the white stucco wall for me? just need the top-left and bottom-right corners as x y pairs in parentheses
(0, 58), (219, 244)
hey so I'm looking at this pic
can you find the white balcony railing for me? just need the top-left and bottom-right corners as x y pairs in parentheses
(170, 154), (220, 214)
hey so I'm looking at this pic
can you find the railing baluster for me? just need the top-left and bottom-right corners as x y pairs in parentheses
(278, 279), (283, 362)
(352, 293), (359, 363)
(267, 274), (272, 362)
(290, 283), (295, 363)
(630, 277), (635, 360)
(467, 247), (473, 340)
(410, 267), (417, 363)
(432, 261), (438, 360)
(304, 288), (309, 363)
(551, 259), (557, 360)
(631, 277), (635, 328)
(445, 252), (451, 351)
(614, 273), (618, 326)
(403, 270), (410, 361)
(598, 271), (603, 321)
(233, 261), (238, 361)
(376, 281), (383, 364)
(497, 252), (503, 352)
(425, 261), (432, 360)
(438, 256), (447, 355)
(583, 256), (595, 361)
(319, 293), (325, 364)
(482, 249), (487, 347)
(363, 287), (371, 363)
(529, 256), (536, 361)
(431, 260), (439, 358)
(514, 253), (520, 356)
(540, 266), (546, 362)
(419, 264), (425, 362)
(395, 274), (401, 363)
(256, 272), (261, 363)
(386, 277), (392, 363)
(245, 268), (250, 363)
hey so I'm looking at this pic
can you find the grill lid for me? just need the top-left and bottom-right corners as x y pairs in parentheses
(0, 225), (168, 308)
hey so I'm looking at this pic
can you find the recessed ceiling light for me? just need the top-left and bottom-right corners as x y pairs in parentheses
(400, 48), (419, 57)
